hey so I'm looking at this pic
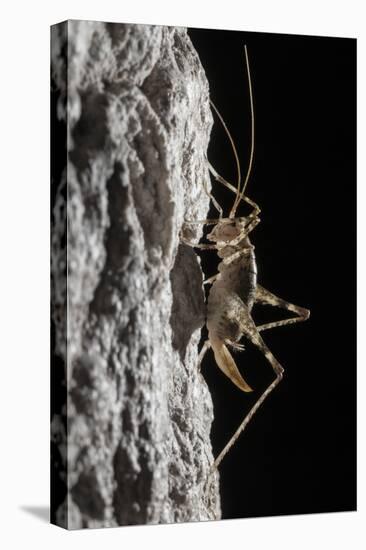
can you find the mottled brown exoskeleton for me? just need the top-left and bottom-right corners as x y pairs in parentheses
(182, 46), (310, 471)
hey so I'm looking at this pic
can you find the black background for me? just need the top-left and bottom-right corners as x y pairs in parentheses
(188, 28), (356, 519)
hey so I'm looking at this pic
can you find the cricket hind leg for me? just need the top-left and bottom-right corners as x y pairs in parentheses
(212, 306), (284, 471)
(255, 284), (310, 332)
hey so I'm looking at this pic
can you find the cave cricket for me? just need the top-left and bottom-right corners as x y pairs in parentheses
(181, 46), (310, 472)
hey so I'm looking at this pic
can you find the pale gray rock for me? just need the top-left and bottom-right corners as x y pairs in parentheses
(51, 20), (220, 529)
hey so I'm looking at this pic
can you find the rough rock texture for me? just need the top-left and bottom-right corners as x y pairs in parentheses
(51, 20), (220, 529)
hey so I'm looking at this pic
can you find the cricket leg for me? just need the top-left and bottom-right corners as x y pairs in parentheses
(184, 216), (246, 226)
(202, 178), (223, 218)
(212, 307), (284, 471)
(179, 239), (222, 285)
(181, 216), (259, 251)
(208, 161), (261, 216)
(180, 237), (218, 250)
(221, 217), (260, 252)
(203, 273), (220, 285)
(222, 243), (255, 266)
(255, 285), (310, 332)
(225, 339), (245, 351)
(197, 340), (211, 372)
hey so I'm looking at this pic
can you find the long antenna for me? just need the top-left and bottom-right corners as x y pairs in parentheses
(230, 45), (255, 217)
(210, 99), (242, 212)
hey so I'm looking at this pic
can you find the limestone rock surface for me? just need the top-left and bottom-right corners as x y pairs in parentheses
(51, 20), (220, 528)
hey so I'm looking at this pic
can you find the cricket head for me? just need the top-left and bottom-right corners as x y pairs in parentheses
(207, 218), (247, 244)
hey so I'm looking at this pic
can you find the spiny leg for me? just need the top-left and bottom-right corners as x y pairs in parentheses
(180, 236), (246, 254)
(180, 237), (218, 250)
(186, 226), (257, 286)
(181, 227), (252, 285)
(184, 210), (259, 252)
(197, 340), (211, 372)
(203, 273), (220, 285)
(222, 244), (254, 267)
(182, 217), (258, 256)
(255, 285), (310, 332)
(225, 339), (245, 351)
(212, 307), (284, 471)
(221, 217), (260, 253)
(202, 177), (223, 218)
(180, 233), (219, 284)
(208, 162), (260, 216)
(184, 215), (246, 226)
(213, 357), (282, 471)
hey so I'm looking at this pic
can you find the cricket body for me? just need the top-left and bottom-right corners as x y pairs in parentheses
(182, 46), (310, 472)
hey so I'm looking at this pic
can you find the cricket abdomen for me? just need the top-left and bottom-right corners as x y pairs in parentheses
(206, 239), (257, 343)
(215, 239), (257, 309)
